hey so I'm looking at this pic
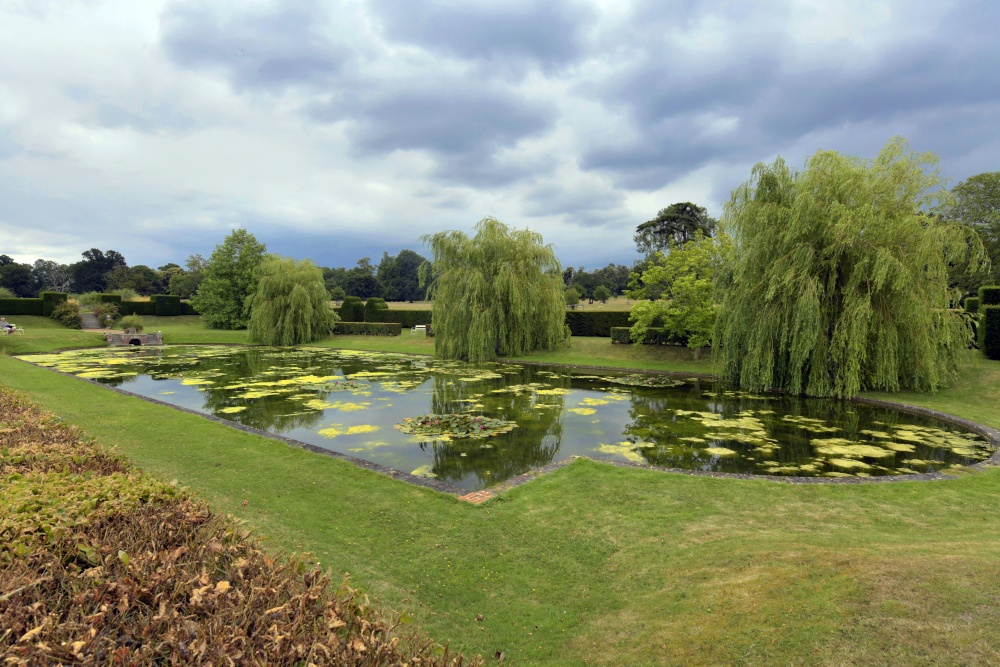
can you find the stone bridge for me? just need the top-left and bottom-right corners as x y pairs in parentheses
(105, 331), (163, 346)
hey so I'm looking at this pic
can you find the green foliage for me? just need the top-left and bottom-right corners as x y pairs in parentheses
(247, 257), (337, 346)
(564, 311), (631, 337)
(333, 322), (402, 336)
(396, 414), (516, 439)
(0, 287), (13, 299)
(340, 296), (365, 322)
(610, 326), (632, 344)
(628, 232), (724, 351)
(376, 249), (429, 301)
(715, 138), (986, 397)
(364, 297), (389, 322)
(593, 285), (611, 303)
(610, 326), (684, 346)
(98, 293), (123, 305)
(329, 286), (346, 301)
(947, 172), (1000, 287)
(0, 298), (43, 316)
(984, 306), (1000, 360)
(964, 297), (981, 313)
(423, 217), (565, 362)
(151, 294), (182, 316)
(109, 287), (138, 301)
(0, 262), (36, 297)
(564, 286), (581, 309)
(118, 314), (145, 332)
(634, 202), (717, 256)
(49, 301), (82, 329)
(40, 291), (67, 316)
(979, 285), (1000, 306)
(191, 229), (267, 330)
(120, 301), (156, 316)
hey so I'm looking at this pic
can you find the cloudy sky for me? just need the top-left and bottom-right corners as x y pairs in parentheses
(1, 0), (997, 271)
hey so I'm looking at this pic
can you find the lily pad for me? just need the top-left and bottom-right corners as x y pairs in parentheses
(395, 414), (516, 439)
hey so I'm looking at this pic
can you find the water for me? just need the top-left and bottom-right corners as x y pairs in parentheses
(21, 345), (995, 491)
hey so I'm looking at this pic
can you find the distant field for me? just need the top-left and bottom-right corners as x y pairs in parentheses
(372, 297), (635, 312)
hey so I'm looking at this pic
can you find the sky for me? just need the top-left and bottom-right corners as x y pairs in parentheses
(0, 0), (998, 271)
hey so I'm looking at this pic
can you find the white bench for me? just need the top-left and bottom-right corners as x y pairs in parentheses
(411, 324), (427, 334)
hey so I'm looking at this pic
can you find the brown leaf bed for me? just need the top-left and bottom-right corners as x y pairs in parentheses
(0, 387), (481, 666)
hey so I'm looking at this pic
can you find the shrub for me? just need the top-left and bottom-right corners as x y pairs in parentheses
(0, 287), (13, 299)
(329, 286), (346, 302)
(40, 291), (68, 316)
(565, 311), (632, 337)
(364, 297), (390, 322)
(181, 301), (199, 315)
(93, 302), (120, 328)
(333, 322), (402, 336)
(118, 314), (145, 332)
(49, 301), (82, 329)
(965, 297), (981, 314)
(979, 286), (1000, 306)
(340, 296), (365, 322)
(110, 288), (138, 302)
(99, 293), (123, 305)
(610, 327), (632, 344)
(565, 287), (581, 309)
(984, 306), (1000, 360)
(0, 298), (43, 316)
(152, 294), (182, 316)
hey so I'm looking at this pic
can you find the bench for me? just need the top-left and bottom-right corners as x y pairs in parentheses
(8, 326), (23, 335)
(411, 324), (427, 334)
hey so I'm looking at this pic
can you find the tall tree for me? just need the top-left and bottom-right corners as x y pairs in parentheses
(422, 217), (565, 362)
(946, 171), (1000, 290)
(248, 256), (337, 345)
(715, 137), (985, 398)
(70, 248), (126, 293)
(377, 249), (429, 302)
(343, 258), (381, 299)
(32, 259), (72, 292)
(634, 202), (717, 256)
(0, 262), (36, 297)
(191, 229), (267, 329)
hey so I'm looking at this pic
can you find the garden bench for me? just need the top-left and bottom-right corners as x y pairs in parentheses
(411, 324), (427, 334)
(10, 325), (23, 335)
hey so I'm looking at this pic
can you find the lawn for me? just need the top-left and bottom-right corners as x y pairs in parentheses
(4, 319), (1000, 665)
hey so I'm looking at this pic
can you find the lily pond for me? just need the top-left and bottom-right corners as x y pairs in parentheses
(21, 345), (995, 491)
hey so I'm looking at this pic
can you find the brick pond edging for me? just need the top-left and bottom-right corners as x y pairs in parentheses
(16, 357), (1000, 502)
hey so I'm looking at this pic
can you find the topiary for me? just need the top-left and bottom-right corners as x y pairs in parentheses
(340, 296), (364, 322)
(364, 297), (389, 322)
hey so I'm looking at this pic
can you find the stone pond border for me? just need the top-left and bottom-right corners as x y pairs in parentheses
(15, 354), (1000, 504)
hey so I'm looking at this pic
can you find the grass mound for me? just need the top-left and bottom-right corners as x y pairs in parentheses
(0, 387), (481, 666)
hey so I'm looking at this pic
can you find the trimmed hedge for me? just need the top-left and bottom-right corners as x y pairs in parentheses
(40, 292), (68, 316)
(610, 326), (686, 346)
(340, 296), (364, 322)
(364, 297), (389, 322)
(0, 298), (43, 316)
(381, 309), (433, 329)
(99, 294), (123, 305)
(120, 301), (156, 316)
(152, 294), (182, 316)
(965, 297), (981, 314)
(333, 322), (402, 336)
(980, 286), (1000, 306)
(983, 306), (1000, 360)
(565, 311), (632, 337)
(181, 301), (199, 316)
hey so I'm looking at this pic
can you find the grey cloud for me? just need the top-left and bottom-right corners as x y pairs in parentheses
(369, 0), (596, 71)
(159, 2), (351, 91)
(521, 182), (626, 225)
(95, 103), (196, 133)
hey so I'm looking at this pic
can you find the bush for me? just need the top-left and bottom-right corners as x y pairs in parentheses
(610, 327), (632, 344)
(120, 301), (156, 316)
(983, 306), (1000, 360)
(40, 292), (68, 316)
(339, 296), (365, 322)
(965, 297), (981, 313)
(565, 311), (632, 337)
(99, 293), (123, 305)
(152, 294), (182, 316)
(610, 326), (686, 345)
(49, 301), (82, 329)
(93, 302), (120, 328)
(181, 301), (199, 315)
(118, 314), (145, 332)
(0, 298), (43, 316)
(333, 322), (402, 336)
(110, 288), (138, 302)
(979, 286), (1000, 306)
(364, 297), (390, 322)
(0, 287), (14, 299)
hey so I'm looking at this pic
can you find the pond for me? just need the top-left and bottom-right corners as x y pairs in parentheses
(21, 345), (995, 492)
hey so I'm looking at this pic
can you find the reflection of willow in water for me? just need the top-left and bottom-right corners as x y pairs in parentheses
(422, 368), (567, 487)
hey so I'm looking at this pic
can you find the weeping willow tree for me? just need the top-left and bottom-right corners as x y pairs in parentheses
(422, 217), (565, 362)
(247, 256), (337, 346)
(715, 137), (985, 398)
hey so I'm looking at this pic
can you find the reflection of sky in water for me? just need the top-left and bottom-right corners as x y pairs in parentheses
(21, 346), (996, 492)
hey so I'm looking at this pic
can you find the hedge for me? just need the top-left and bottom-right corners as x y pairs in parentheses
(364, 297), (389, 322)
(152, 294), (182, 316)
(333, 322), (402, 336)
(40, 292), (68, 316)
(0, 298), (43, 316)
(181, 301), (199, 316)
(965, 297), (981, 314)
(380, 309), (432, 329)
(340, 296), (364, 322)
(565, 311), (632, 337)
(99, 294), (123, 305)
(610, 326), (686, 346)
(983, 306), (1000, 360)
(120, 301), (156, 316)
(980, 286), (1000, 306)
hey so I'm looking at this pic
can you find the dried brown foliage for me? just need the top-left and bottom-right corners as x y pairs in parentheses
(0, 388), (481, 666)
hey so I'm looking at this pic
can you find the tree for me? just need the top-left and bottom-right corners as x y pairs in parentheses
(168, 254), (208, 299)
(422, 217), (565, 362)
(0, 263), (36, 297)
(634, 202), (717, 256)
(32, 259), (72, 292)
(946, 171), (1000, 291)
(70, 248), (126, 293)
(715, 137), (985, 398)
(343, 258), (381, 299)
(107, 264), (163, 295)
(593, 285), (611, 303)
(247, 256), (337, 345)
(628, 232), (726, 357)
(565, 286), (581, 309)
(377, 249), (429, 301)
(192, 229), (267, 329)
(329, 286), (346, 302)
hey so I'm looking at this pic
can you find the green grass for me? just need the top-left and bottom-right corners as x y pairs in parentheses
(6, 322), (1000, 664)
(0, 316), (107, 354)
(511, 336), (712, 374)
